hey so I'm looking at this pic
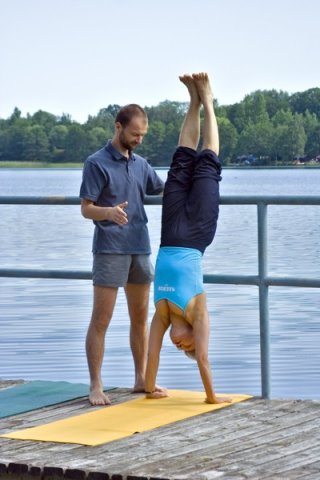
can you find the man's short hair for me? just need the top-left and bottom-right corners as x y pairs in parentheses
(115, 104), (147, 127)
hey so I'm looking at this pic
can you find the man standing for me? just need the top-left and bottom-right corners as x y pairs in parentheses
(80, 104), (164, 405)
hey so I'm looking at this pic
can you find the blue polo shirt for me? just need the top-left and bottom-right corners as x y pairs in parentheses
(80, 141), (164, 254)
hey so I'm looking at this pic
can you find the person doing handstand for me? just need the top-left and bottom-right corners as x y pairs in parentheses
(145, 72), (231, 404)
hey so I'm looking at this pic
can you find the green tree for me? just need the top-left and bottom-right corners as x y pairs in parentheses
(6, 125), (29, 160)
(7, 107), (22, 126)
(303, 110), (320, 158)
(88, 127), (108, 152)
(23, 125), (50, 161)
(274, 113), (307, 161)
(85, 108), (115, 135)
(146, 101), (183, 125)
(104, 104), (121, 118)
(161, 121), (179, 164)
(289, 88), (320, 117)
(49, 125), (68, 150)
(217, 117), (238, 163)
(31, 110), (57, 134)
(64, 124), (91, 162)
(58, 113), (73, 125)
(0, 129), (10, 159)
(138, 120), (166, 164)
(224, 102), (247, 133)
(48, 125), (69, 162)
(243, 92), (269, 125)
(259, 90), (290, 118)
(237, 120), (274, 161)
(272, 109), (293, 127)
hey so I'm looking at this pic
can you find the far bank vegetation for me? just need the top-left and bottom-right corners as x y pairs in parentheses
(1, 88), (320, 167)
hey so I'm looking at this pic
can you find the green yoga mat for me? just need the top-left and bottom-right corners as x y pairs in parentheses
(0, 380), (92, 418)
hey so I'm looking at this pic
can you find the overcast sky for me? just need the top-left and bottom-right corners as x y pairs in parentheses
(1, 0), (319, 123)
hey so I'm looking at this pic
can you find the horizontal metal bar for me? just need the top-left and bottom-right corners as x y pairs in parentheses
(266, 276), (320, 288)
(0, 196), (81, 205)
(0, 269), (92, 280)
(220, 195), (320, 205)
(1, 269), (319, 288)
(143, 195), (163, 205)
(1, 195), (320, 205)
(203, 274), (260, 285)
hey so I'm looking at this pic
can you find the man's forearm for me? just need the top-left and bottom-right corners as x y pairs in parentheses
(81, 200), (128, 224)
(81, 202), (112, 221)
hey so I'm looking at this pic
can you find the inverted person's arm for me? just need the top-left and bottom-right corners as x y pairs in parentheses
(193, 312), (217, 403)
(145, 306), (170, 396)
(193, 312), (232, 404)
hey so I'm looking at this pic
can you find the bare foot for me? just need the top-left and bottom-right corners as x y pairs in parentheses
(89, 388), (111, 406)
(179, 73), (201, 104)
(146, 387), (168, 400)
(131, 385), (145, 394)
(205, 395), (233, 405)
(192, 72), (214, 106)
(131, 384), (164, 394)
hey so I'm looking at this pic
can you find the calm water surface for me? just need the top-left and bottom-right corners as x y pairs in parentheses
(0, 168), (319, 399)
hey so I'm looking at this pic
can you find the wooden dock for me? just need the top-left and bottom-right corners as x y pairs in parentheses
(0, 381), (320, 480)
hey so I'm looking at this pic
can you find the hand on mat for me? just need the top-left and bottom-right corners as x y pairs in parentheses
(205, 395), (232, 404)
(146, 387), (168, 399)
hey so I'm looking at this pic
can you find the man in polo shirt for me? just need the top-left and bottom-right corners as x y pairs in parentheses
(80, 104), (164, 405)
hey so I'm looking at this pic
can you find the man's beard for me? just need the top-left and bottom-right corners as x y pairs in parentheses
(119, 132), (134, 155)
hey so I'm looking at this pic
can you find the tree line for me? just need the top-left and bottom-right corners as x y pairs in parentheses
(1, 87), (320, 166)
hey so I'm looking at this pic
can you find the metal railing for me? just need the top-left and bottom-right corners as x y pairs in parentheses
(1, 194), (320, 399)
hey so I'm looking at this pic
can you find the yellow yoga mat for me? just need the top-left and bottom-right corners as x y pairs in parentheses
(1, 390), (252, 446)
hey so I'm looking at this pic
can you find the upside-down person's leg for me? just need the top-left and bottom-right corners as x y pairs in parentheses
(184, 73), (222, 253)
(193, 72), (219, 154)
(160, 75), (201, 247)
(178, 74), (201, 149)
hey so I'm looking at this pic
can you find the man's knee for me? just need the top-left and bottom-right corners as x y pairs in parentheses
(90, 308), (113, 331)
(128, 297), (149, 325)
(91, 285), (117, 329)
(131, 316), (148, 332)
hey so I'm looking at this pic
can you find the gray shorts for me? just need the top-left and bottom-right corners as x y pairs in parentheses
(92, 253), (154, 288)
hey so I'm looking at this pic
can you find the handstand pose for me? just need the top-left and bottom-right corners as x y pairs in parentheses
(145, 73), (231, 404)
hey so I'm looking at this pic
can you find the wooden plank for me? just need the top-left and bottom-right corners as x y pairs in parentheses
(1, 387), (320, 479)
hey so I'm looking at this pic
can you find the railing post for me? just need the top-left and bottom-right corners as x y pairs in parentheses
(257, 202), (271, 399)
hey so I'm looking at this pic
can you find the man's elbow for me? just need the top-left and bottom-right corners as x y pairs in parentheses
(81, 203), (90, 219)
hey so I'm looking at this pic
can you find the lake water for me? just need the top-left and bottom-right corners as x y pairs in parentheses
(0, 168), (319, 400)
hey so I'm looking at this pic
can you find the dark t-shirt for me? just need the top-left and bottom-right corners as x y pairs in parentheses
(79, 141), (164, 254)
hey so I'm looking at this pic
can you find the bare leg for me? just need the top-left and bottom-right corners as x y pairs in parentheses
(192, 72), (219, 155)
(86, 286), (118, 405)
(125, 283), (150, 392)
(178, 74), (201, 149)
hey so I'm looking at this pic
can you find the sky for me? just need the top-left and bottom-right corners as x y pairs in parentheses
(1, 0), (320, 123)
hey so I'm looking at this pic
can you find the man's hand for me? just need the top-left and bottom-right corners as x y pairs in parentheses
(109, 201), (128, 225)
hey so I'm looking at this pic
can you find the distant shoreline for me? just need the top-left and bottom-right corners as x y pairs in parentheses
(0, 162), (319, 170)
(0, 162), (84, 169)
